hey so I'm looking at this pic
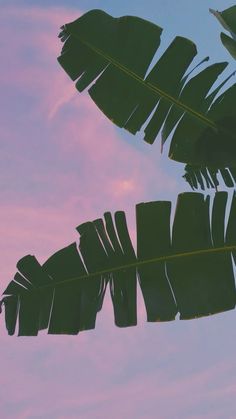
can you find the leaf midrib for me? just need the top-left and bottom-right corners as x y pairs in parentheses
(71, 36), (218, 131)
(36, 244), (236, 290)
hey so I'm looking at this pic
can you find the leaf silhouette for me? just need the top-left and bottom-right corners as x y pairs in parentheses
(2, 192), (236, 336)
(57, 9), (236, 190)
(210, 6), (236, 60)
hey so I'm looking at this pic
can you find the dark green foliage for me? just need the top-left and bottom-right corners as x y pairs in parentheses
(183, 165), (236, 191)
(210, 6), (236, 59)
(58, 9), (236, 190)
(2, 192), (236, 336)
(2, 7), (236, 337)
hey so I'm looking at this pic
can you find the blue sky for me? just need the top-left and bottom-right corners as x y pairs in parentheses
(1, 1), (236, 418)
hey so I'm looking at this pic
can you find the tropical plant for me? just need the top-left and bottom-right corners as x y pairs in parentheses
(210, 5), (236, 59)
(57, 8), (236, 190)
(1, 6), (236, 336)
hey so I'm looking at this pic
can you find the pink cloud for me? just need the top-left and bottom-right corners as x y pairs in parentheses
(0, 1), (177, 290)
(0, 2), (177, 206)
(0, 319), (235, 418)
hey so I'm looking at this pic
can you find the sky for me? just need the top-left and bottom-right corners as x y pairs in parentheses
(1, 0), (236, 418)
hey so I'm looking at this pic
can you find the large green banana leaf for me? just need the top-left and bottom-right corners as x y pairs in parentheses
(57, 9), (236, 190)
(1, 192), (236, 336)
(210, 6), (236, 60)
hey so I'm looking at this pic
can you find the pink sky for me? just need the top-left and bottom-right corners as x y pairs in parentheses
(1, 3), (236, 418)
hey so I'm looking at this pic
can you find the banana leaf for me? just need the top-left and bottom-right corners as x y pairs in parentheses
(210, 6), (236, 59)
(57, 9), (236, 190)
(1, 192), (236, 336)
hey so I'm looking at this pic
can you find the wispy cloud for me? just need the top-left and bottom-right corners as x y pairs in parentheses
(0, 3), (177, 283)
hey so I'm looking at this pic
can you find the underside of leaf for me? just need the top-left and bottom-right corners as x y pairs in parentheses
(58, 10), (236, 191)
(210, 6), (236, 60)
(2, 192), (236, 336)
